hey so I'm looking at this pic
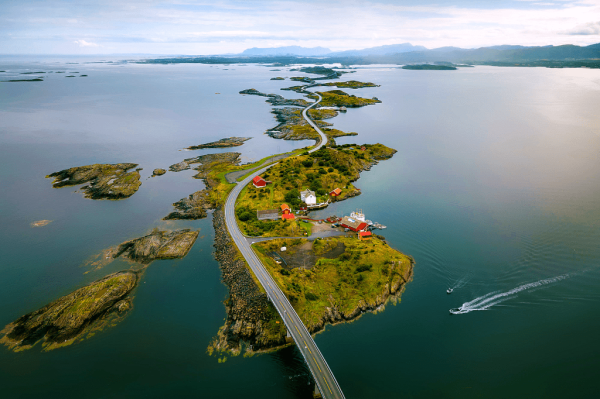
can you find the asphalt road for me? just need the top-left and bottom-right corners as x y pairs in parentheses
(303, 92), (327, 154)
(223, 94), (345, 398)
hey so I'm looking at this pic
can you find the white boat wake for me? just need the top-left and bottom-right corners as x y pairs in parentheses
(449, 274), (570, 315)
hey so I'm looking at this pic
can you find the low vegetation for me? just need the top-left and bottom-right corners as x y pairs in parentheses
(253, 236), (413, 331)
(235, 144), (396, 236)
(319, 80), (379, 89)
(317, 90), (381, 107)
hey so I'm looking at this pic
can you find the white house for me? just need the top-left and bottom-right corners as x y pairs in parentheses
(300, 189), (317, 206)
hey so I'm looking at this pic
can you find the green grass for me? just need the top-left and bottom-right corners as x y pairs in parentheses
(253, 236), (413, 330)
(317, 90), (381, 107)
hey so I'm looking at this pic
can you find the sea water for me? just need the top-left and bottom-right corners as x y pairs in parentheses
(1, 57), (599, 398)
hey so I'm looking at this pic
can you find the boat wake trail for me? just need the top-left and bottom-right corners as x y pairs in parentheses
(449, 274), (570, 315)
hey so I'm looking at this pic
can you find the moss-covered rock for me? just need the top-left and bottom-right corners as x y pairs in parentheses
(46, 163), (142, 200)
(0, 271), (138, 352)
(113, 229), (199, 264)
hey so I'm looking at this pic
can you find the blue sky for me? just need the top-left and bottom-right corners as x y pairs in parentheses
(1, 0), (599, 54)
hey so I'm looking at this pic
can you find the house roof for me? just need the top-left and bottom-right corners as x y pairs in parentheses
(252, 175), (265, 184)
(330, 188), (342, 195)
(301, 189), (315, 197)
(341, 216), (368, 231)
(280, 203), (291, 211)
(359, 231), (372, 237)
(282, 213), (295, 220)
(257, 209), (279, 216)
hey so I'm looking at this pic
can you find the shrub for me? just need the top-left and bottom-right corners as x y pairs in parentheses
(302, 159), (313, 167)
(305, 292), (319, 301)
(239, 212), (253, 222)
(356, 264), (373, 273)
(280, 268), (290, 276)
(318, 168), (327, 174)
(328, 167), (334, 173)
(357, 274), (364, 282)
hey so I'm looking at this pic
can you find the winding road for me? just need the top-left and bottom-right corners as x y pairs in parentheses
(223, 94), (345, 398)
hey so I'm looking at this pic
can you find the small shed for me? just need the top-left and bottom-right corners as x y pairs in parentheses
(252, 175), (266, 188)
(280, 203), (291, 214)
(329, 188), (342, 197)
(257, 209), (279, 220)
(358, 231), (372, 240)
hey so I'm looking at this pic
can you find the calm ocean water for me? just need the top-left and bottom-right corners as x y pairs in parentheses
(1, 57), (599, 398)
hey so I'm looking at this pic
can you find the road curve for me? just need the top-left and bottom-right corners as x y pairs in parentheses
(302, 92), (327, 153)
(224, 165), (344, 399)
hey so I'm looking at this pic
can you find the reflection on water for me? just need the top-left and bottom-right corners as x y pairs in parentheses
(1, 59), (600, 398)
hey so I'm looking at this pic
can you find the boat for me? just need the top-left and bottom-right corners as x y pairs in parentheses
(449, 308), (461, 315)
(447, 288), (453, 294)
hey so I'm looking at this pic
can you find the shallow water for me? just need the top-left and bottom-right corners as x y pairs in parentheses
(1, 58), (599, 398)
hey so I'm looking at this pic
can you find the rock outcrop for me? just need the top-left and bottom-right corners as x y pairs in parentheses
(113, 229), (199, 264)
(46, 163), (142, 200)
(152, 168), (166, 177)
(185, 137), (251, 150)
(165, 152), (241, 220)
(0, 271), (138, 352)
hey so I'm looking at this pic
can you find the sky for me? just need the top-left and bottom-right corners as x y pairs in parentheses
(1, 0), (599, 54)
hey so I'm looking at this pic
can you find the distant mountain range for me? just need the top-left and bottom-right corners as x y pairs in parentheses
(239, 43), (427, 57)
(146, 42), (600, 68)
(236, 43), (600, 63)
(241, 46), (332, 56)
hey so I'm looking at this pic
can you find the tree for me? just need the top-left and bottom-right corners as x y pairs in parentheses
(302, 159), (313, 167)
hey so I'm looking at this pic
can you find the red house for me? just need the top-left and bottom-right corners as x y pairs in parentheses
(252, 175), (266, 188)
(329, 188), (342, 197)
(340, 216), (368, 232)
(280, 203), (291, 214)
(281, 213), (295, 221)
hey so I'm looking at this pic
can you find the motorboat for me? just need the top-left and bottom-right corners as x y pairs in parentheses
(447, 288), (453, 294)
(449, 308), (461, 315)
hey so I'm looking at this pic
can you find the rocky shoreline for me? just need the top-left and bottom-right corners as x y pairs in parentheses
(208, 208), (286, 354)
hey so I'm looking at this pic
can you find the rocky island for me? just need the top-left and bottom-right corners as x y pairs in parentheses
(1, 228), (199, 352)
(1, 271), (139, 352)
(46, 163), (142, 200)
(185, 137), (251, 150)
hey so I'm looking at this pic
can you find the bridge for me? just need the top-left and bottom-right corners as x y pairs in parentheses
(224, 92), (345, 398)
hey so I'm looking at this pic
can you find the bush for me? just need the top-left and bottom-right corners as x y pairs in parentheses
(302, 159), (313, 167)
(356, 264), (373, 273)
(316, 188), (327, 196)
(305, 292), (319, 301)
(328, 167), (334, 173)
(284, 189), (301, 207)
(357, 274), (364, 282)
(318, 168), (327, 174)
(239, 212), (253, 222)
(280, 268), (290, 276)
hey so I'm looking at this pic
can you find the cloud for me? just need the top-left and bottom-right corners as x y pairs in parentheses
(564, 21), (600, 35)
(74, 39), (100, 47)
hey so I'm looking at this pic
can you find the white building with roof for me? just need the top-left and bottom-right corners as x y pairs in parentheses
(300, 189), (317, 206)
